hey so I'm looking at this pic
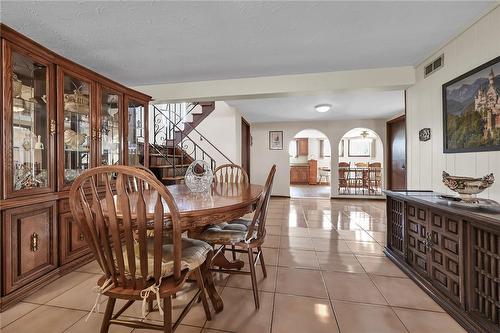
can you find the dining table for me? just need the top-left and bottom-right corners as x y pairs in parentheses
(102, 181), (264, 313)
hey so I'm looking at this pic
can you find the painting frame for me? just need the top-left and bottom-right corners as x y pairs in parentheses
(442, 55), (500, 153)
(269, 130), (283, 150)
(348, 138), (371, 157)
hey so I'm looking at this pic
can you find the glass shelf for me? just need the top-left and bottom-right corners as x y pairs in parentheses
(100, 89), (121, 166)
(127, 100), (146, 166)
(63, 74), (91, 185)
(11, 51), (49, 191)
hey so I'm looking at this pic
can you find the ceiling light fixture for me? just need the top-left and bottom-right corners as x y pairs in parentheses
(360, 130), (369, 138)
(315, 104), (331, 113)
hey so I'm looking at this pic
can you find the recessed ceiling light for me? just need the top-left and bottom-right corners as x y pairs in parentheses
(315, 104), (331, 113)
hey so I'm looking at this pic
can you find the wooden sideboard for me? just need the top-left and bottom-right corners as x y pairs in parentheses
(0, 24), (151, 311)
(385, 190), (500, 333)
(290, 160), (317, 185)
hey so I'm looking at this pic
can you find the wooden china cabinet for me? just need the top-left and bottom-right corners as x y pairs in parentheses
(0, 24), (151, 311)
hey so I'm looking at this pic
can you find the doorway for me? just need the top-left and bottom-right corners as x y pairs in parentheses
(241, 118), (251, 180)
(387, 115), (406, 190)
(289, 129), (331, 198)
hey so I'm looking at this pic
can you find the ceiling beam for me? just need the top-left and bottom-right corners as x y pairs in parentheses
(133, 66), (415, 103)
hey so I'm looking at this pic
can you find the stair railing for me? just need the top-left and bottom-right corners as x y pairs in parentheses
(151, 104), (233, 179)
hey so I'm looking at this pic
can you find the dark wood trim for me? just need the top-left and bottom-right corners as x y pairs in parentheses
(241, 117), (251, 180)
(386, 111), (407, 190)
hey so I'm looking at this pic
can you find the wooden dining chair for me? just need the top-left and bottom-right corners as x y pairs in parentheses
(193, 165), (276, 309)
(368, 162), (382, 194)
(213, 164), (249, 184)
(338, 162), (350, 194)
(69, 165), (213, 333)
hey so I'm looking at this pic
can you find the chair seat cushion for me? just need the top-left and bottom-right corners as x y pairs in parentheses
(195, 224), (250, 245)
(122, 237), (211, 279)
(220, 218), (252, 231)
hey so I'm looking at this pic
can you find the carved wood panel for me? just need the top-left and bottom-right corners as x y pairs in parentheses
(469, 223), (500, 329)
(387, 198), (405, 258)
(59, 212), (90, 265)
(2, 202), (58, 294)
(429, 212), (463, 306)
(406, 203), (429, 278)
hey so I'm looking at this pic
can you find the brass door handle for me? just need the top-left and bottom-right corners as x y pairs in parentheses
(97, 128), (102, 142)
(79, 233), (85, 241)
(92, 128), (98, 141)
(30, 233), (39, 252)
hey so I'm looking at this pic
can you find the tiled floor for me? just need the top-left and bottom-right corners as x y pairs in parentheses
(0, 198), (467, 333)
(289, 185), (331, 198)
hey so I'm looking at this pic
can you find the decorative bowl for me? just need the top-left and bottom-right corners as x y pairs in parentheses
(185, 160), (213, 193)
(442, 171), (494, 203)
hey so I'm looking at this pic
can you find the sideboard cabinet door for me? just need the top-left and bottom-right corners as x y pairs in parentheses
(2, 202), (58, 294)
(59, 212), (89, 265)
(406, 203), (430, 278)
(428, 212), (463, 306)
(386, 197), (405, 258)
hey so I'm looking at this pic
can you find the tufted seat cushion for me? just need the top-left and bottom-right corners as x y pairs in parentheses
(225, 218), (253, 230)
(121, 237), (211, 280)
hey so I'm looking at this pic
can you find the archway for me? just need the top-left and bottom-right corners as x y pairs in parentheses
(337, 127), (384, 196)
(289, 129), (331, 198)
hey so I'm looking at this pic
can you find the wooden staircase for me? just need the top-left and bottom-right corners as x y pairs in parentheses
(149, 102), (217, 184)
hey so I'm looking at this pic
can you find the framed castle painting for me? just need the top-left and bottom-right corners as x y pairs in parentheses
(443, 56), (500, 153)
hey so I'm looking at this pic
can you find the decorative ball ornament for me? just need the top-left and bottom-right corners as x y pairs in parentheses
(185, 160), (213, 193)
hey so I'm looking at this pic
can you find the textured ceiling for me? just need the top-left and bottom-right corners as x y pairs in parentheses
(0, 1), (494, 86)
(226, 90), (405, 123)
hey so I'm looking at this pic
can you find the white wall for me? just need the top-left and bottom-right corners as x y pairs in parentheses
(250, 119), (387, 196)
(194, 101), (242, 168)
(406, 5), (500, 201)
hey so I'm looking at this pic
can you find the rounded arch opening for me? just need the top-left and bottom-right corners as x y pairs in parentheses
(337, 127), (384, 196)
(289, 129), (332, 198)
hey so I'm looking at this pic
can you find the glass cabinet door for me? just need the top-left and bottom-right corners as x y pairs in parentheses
(127, 99), (146, 166)
(6, 45), (53, 197)
(60, 71), (93, 188)
(99, 87), (122, 166)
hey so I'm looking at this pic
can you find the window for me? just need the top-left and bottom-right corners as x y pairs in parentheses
(289, 139), (297, 157)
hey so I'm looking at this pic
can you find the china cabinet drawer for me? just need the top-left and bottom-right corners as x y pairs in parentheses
(2, 201), (58, 294)
(59, 212), (90, 265)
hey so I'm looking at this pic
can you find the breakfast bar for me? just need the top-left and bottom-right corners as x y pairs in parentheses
(384, 190), (500, 333)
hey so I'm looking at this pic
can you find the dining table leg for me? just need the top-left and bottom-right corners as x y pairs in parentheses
(202, 250), (224, 313)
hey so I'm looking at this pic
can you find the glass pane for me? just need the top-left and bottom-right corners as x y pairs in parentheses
(127, 100), (145, 166)
(100, 90), (121, 166)
(12, 51), (49, 191)
(63, 74), (91, 185)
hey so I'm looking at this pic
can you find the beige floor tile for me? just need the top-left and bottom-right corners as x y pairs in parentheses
(266, 218), (284, 226)
(65, 312), (133, 332)
(272, 294), (339, 333)
(337, 230), (376, 242)
(24, 271), (96, 304)
(202, 329), (234, 333)
(280, 227), (310, 237)
(308, 229), (340, 239)
(322, 271), (387, 305)
(366, 231), (387, 243)
(278, 248), (320, 269)
(266, 225), (281, 235)
(333, 300), (407, 333)
(226, 265), (276, 292)
(312, 238), (351, 252)
(394, 307), (467, 333)
(131, 325), (202, 333)
(372, 275), (444, 311)
(276, 267), (327, 298)
(0, 302), (40, 328)
(98, 297), (147, 319)
(204, 287), (273, 333)
(48, 275), (106, 311)
(75, 260), (102, 274)
(262, 235), (280, 248)
(1, 305), (85, 333)
(346, 240), (385, 256)
(316, 252), (365, 273)
(234, 247), (279, 267)
(356, 255), (408, 277)
(279, 236), (314, 250)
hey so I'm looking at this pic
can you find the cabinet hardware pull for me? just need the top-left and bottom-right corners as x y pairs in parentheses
(92, 128), (98, 141)
(30, 233), (39, 252)
(79, 233), (85, 241)
(49, 119), (56, 136)
(97, 128), (102, 142)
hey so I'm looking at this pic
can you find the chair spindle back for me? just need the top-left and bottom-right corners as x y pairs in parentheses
(246, 165), (276, 241)
(213, 164), (249, 184)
